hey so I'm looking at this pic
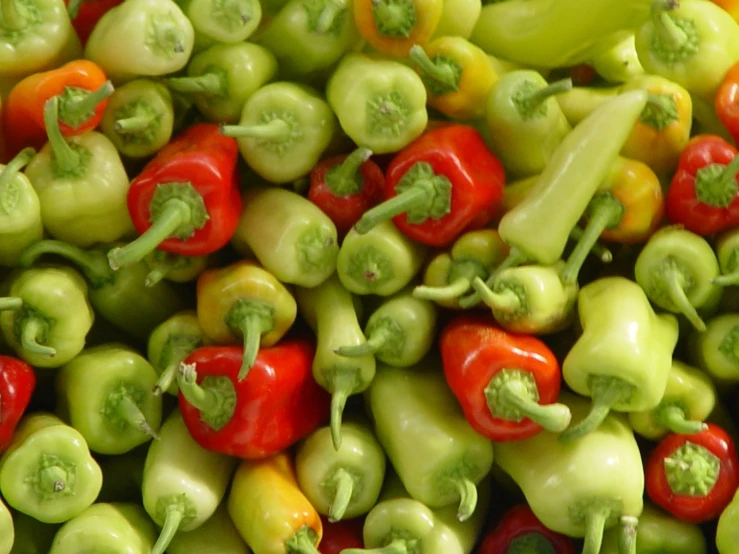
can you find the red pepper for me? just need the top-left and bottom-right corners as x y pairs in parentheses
(665, 134), (739, 236)
(354, 124), (505, 248)
(0, 356), (36, 453)
(567, 64), (597, 87)
(307, 147), (385, 239)
(646, 423), (739, 524)
(107, 123), (242, 270)
(177, 339), (331, 459)
(439, 314), (570, 442)
(716, 61), (739, 144)
(477, 504), (576, 554)
(318, 516), (364, 554)
(64, 0), (125, 45)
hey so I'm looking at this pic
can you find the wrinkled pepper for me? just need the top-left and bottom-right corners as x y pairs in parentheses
(0, 356), (35, 453)
(477, 504), (576, 554)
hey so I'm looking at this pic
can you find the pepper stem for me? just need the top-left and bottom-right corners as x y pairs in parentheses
(59, 81), (115, 128)
(66, 0), (82, 18)
(38, 465), (68, 495)
(0, 147), (36, 201)
(656, 404), (707, 435)
(43, 97), (81, 173)
(408, 45), (459, 90)
(0, 297), (22, 311)
(712, 271), (739, 287)
(220, 119), (291, 140)
(582, 506), (611, 554)
(651, 0), (687, 49)
(176, 363), (220, 413)
(151, 505), (184, 554)
(413, 277), (471, 301)
(334, 328), (389, 358)
(166, 73), (223, 96)
(470, 277), (521, 313)
(114, 115), (156, 134)
(619, 516), (638, 554)
(354, 186), (428, 235)
(329, 371), (358, 450)
(663, 442), (720, 495)
(285, 525), (321, 554)
(1, 0), (27, 30)
(497, 378), (572, 433)
(559, 376), (634, 442)
(316, 0), (343, 34)
(116, 393), (159, 440)
(341, 540), (408, 554)
(569, 225), (613, 263)
(328, 468), (354, 522)
(452, 477), (478, 522)
(20, 316), (56, 357)
(324, 147), (373, 197)
(145, 264), (175, 288)
(236, 312), (266, 381)
(457, 248), (529, 309)
(521, 78), (573, 110)
(152, 363), (178, 396)
(17, 240), (110, 283)
(663, 262), (706, 332)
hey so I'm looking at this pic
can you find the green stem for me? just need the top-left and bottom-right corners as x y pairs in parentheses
(559, 376), (633, 442)
(582, 506), (610, 554)
(453, 477), (478, 522)
(44, 97), (80, 173)
(145, 266), (171, 288)
(657, 404), (706, 435)
(651, 0), (687, 49)
(166, 73), (223, 96)
(18, 240), (110, 282)
(151, 505), (183, 554)
(114, 115), (156, 134)
(569, 225), (613, 263)
(712, 271), (739, 287)
(328, 468), (354, 522)
(176, 363), (220, 413)
(408, 45), (458, 90)
(38, 465), (68, 494)
(0, 147), (36, 202)
(220, 119), (290, 140)
(117, 393), (159, 439)
(498, 379), (572, 433)
(457, 248), (529, 309)
(334, 328), (388, 358)
(354, 186), (428, 235)
(0, 297), (22, 311)
(66, 0), (82, 18)
(316, 0), (342, 34)
(60, 81), (115, 127)
(286, 526), (321, 554)
(324, 147), (373, 197)
(522, 78), (573, 110)
(663, 263), (706, 332)
(341, 540), (407, 554)
(237, 313), (264, 381)
(470, 277), (521, 313)
(152, 363), (178, 396)
(329, 371), (357, 450)
(619, 516), (638, 554)
(20, 317), (56, 357)
(413, 277), (471, 302)
(1, 0), (27, 30)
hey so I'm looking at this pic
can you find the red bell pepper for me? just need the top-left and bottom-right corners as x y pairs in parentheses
(307, 147), (385, 239)
(646, 423), (739, 524)
(665, 134), (739, 236)
(354, 124), (505, 248)
(0, 356), (37, 453)
(64, 0), (125, 45)
(176, 338), (331, 459)
(439, 314), (571, 442)
(107, 123), (242, 270)
(477, 504), (576, 554)
(318, 516), (364, 554)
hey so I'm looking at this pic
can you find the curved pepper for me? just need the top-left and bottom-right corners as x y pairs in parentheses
(0, 356), (35, 453)
(477, 504), (576, 554)
(589, 31), (644, 83)
(353, 0), (441, 57)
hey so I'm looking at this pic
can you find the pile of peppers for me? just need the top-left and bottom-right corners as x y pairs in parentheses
(7, 0), (739, 552)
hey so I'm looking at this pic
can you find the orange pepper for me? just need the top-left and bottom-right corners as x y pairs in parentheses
(711, 0), (739, 23)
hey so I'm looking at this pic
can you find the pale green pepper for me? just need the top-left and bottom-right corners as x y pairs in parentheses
(175, 0), (261, 51)
(0, 499), (12, 554)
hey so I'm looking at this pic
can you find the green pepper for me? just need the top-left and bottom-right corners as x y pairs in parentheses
(365, 362), (495, 521)
(142, 250), (209, 287)
(431, 0), (481, 39)
(561, 276), (679, 441)
(99, 79), (175, 160)
(712, 228), (739, 287)
(327, 53), (428, 154)
(0, 148), (43, 268)
(175, 0), (261, 52)
(0, 265), (94, 368)
(233, 185), (339, 287)
(485, 71), (573, 178)
(689, 313), (739, 384)
(296, 273), (376, 449)
(717, 487), (739, 554)
(590, 31), (644, 83)
(18, 240), (187, 345)
(634, 226), (722, 333)
(556, 86), (620, 126)
(48, 503), (157, 554)
(0, 413), (102, 524)
(9, 509), (59, 554)
(0, 499), (11, 554)
(166, 42), (277, 124)
(84, 0), (195, 84)
(97, 450), (146, 504)
(166, 503), (250, 554)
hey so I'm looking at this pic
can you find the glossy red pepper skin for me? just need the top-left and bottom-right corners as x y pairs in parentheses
(318, 516), (364, 554)
(646, 423), (739, 524)
(64, 0), (125, 45)
(477, 504), (576, 554)
(178, 339), (331, 459)
(715, 61), (739, 144)
(0, 356), (37, 453)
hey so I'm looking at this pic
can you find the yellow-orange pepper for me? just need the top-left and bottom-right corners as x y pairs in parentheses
(711, 0), (739, 23)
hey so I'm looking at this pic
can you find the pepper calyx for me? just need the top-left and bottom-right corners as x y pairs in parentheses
(366, 90), (411, 139)
(295, 226), (339, 274)
(151, 495), (197, 554)
(649, 2), (699, 64)
(176, 363), (237, 431)
(408, 45), (462, 96)
(57, 81), (115, 130)
(650, 258), (706, 332)
(513, 78), (572, 122)
(694, 156), (739, 209)
(113, 100), (163, 145)
(717, 322), (739, 366)
(663, 441), (720, 496)
(103, 383), (159, 439)
(334, 315), (403, 359)
(145, 11), (187, 58)
(345, 245), (396, 292)
(569, 499), (622, 554)
(371, 0), (417, 38)
(324, 147), (373, 197)
(152, 333), (204, 396)
(24, 454), (76, 501)
(641, 92), (679, 131)
(285, 524), (321, 554)
(0, 147), (35, 215)
(211, 0), (255, 31)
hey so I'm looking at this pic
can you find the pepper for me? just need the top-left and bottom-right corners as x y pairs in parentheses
(83, 0), (194, 83)
(177, 340), (331, 459)
(355, 123), (505, 248)
(690, 313), (739, 383)
(717, 487), (739, 554)
(143, 250), (209, 287)
(196, 259), (297, 380)
(0, 265), (95, 368)
(233, 185), (339, 288)
(24, 98), (133, 248)
(296, 274), (376, 449)
(634, 226), (722, 332)
(18, 240), (187, 345)
(0, 412), (102, 524)
(166, 42), (277, 125)
(99, 78), (175, 159)
(64, 0), (125, 45)
(0, 500), (10, 554)
(430, 0), (479, 39)
(107, 123), (242, 269)
(9, 509), (60, 554)
(326, 53), (428, 154)
(0, 356), (35, 453)
(716, 60), (739, 145)
(353, 0), (441, 57)
(589, 31), (644, 83)
(366, 362), (494, 521)
(142, 409), (236, 554)
(177, 0), (261, 51)
(713, 228), (739, 287)
(167, 502), (250, 554)
(318, 516), (364, 554)
(97, 450), (145, 503)
(335, 287), (437, 367)
(485, 72), (573, 178)
(560, 276), (679, 441)
(477, 504), (576, 554)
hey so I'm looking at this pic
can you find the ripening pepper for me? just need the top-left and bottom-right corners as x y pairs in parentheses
(0, 356), (36, 454)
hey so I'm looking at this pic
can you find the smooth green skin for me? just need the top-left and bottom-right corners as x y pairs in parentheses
(175, 0), (261, 51)
(717, 487), (739, 554)
(25, 131), (134, 248)
(84, 0), (195, 84)
(485, 70), (572, 178)
(469, 0), (651, 68)
(99, 79), (175, 159)
(181, 42), (277, 124)
(296, 421), (386, 520)
(0, 413), (103, 524)
(233, 186), (339, 287)
(167, 503), (250, 554)
(0, 156), (43, 267)
(0, 265), (95, 368)
(55, 344), (163, 455)
(431, 0), (481, 39)
(590, 31), (644, 83)
(366, 362), (494, 513)
(600, 501), (706, 554)
(690, 313), (739, 383)
(0, 499), (12, 554)
(327, 53), (428, 154)
(9, 510), (60, 554)
(564, 277), (679, 413)
(498, 90), (648, 265)
(556, 86), (619, 126)
(97, 451), (146, 504)
(48, 503), (157, 554)
(337, 221), (428, 297)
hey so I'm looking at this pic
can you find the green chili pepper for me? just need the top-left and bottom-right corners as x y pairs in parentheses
(143, 250), (209, 287)
(99, 79), (175, 160)
(97, 450), (146, 504)
(48, 503), (157, 554)
(327, 53), (428, 154)
(689, 313), (739, 384)
(590, 31), (644, 83)
(84, 0), (195, 83)
(176, 0), (261, 51)
(0, 413), (103, 524)
(296, 274), (376, 449)
(18, 240), (187, 345)
(9, 510), (59, 554)
(166, 42), (277, 125)
(166, 503), (250, 554)
(0, 499), (11, 554)
(365, 362), (495, 522)
(0, 265), (94, 368)
(561, 276), (679, 441)
(142, 409), (236, 554)
(634, 226), (722, 333)
(233, 185), (339, 287)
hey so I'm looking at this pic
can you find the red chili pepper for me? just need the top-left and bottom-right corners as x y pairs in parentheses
(665, 134), (739, 236)
(477, 504), (576, 554)
(64, 0), (125, 45)
(646, 423), (739, 524)
(177, 339), (331, 459)
(307, 147), (385, 239)
(0, 356), (37, 453)
(439, 314), (570, 442)
(715, 61), (739, 145)
(107, 123), (242, 270)
(318, 516), (364, 554)
(354, 124), (505, 248)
